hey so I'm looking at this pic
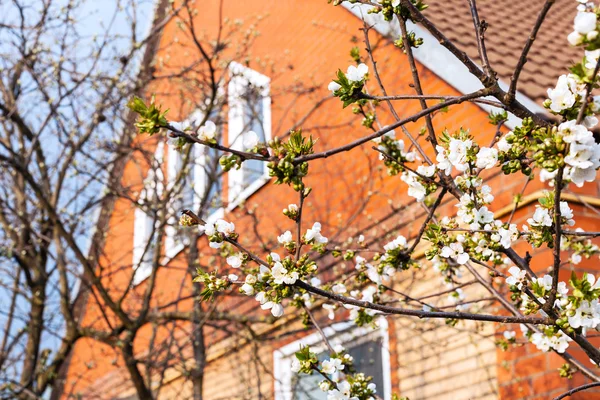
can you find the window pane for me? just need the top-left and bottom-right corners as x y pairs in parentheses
(205, 146), (223, 215)
(294, 352), (328, 400)
(292, 338), (385, 400)
(292, 373), (328, 400)
(242, 88), (266, 187)
(348, 338), (384, 394)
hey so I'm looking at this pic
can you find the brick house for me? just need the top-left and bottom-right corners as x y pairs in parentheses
(60, 0), (600, 399)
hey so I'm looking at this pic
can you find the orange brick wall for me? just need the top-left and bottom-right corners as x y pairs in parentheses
(61, 1), (600, 399)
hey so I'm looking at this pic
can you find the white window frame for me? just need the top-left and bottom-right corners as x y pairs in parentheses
(164, 110), (225, 259)
(273, 318), (392, 400)
(132, 141), (164, 285)
(227, 61), (272, 209)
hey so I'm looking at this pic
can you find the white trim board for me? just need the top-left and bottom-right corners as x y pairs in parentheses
(341, 3), (546, 130)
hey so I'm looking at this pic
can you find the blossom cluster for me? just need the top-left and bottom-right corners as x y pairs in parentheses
(292, 344), (378, 400)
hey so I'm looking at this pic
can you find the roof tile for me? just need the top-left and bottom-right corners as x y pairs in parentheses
(425, 0), (580, 104)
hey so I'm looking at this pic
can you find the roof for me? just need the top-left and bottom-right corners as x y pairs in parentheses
(425, 0), (580, 104)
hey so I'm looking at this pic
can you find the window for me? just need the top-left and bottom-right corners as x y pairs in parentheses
(228, 62), (271, 207)
(164, 112), (224, 258)
(132, 141), (164, 285)
(273, 319), (392, 400)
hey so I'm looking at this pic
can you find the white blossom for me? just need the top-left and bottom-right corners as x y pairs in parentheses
(305, 222), (328, 244)
(345, 63), (368, 82)
(475, 147), (498, 169)
(568, 31), (584, 46)
(537, 274), (553, 291)
(559, 120), (593, 143)
(472, 206), (494, 229)
(497, 224), (519, 249)
(328, 81), (342, 93)
(323, 303), (336, 320)
(243, 130), (259, 149)
(547, 75), (579, 112)
(260, 300), (284, 317)
(215, 219), (235, 235)
(497, 135), (512, 152)
(416, 164), (436, 177)
(527, 207), (552, 227)
(506, 266), (526, 289)
(401, 171), (427, 201)
(241, 283), (254, 295)
(383, 235), (407, 251)
(226, 254), (242, 268)
(271, 261), (298, 285)
(503, 331), (516, 340)
(198, 120), (217, 141)
(560, 201), (575, 226)
(481, 185), (494, 203)
(321, 358), (344, 374)
(440, 242), (470, 265)
(332, 283), (347, 294)
(277, 230), (293, 245)
(291, 358), (301, 372)
(327, 380), (357, 400)
(574, 12), (597, 35)
(435, 145), (453, 175)
(271, 303), (284, 317)
(447, 138), (473, 172)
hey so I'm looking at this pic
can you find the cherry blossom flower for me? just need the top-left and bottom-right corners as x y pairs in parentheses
(328, 81), (342, 93)
(568, 31), (584, 45)
(505, 266), (526, 289)
(305, 222), (328, 244)
(332, 283), (347, 294)
(503, 331), (516, 340)
(401, 171), (427, 201)
(321, 358), (344, 374)
(345, 63), (368, 82)
(537, 274), (553, 291)
(241, 283), (254, 295)
(215, 219), (235, 235)
(472, 207), (494, 229)
(497, 224), (519, 249)
(226, 254), (242, 268)
(271, 261), (298, 285)
(243, 130), (259, 149)
(327, 381), (357, 400)
(447, 138), (472, 172)
(440, 242), (470, 265)
(277, 230), (293, 245)
(383, 235), (407, 251)
(435, 145), (453, 175)
(198, 120), (217, 141)
(547, 75), (578, 112)
(323, 303), (336, 320)
(496, 135), (511, 152)
(559, 120), (592, 143)
(291, 358), (301, 372)
(527, 207), (552, 227)
(417, 164), (436, 177)
(475, 147), (498, 169)
(574, 11), (597, 35)
(560, 201), (575, 226)
(260, 300), (284, 317)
